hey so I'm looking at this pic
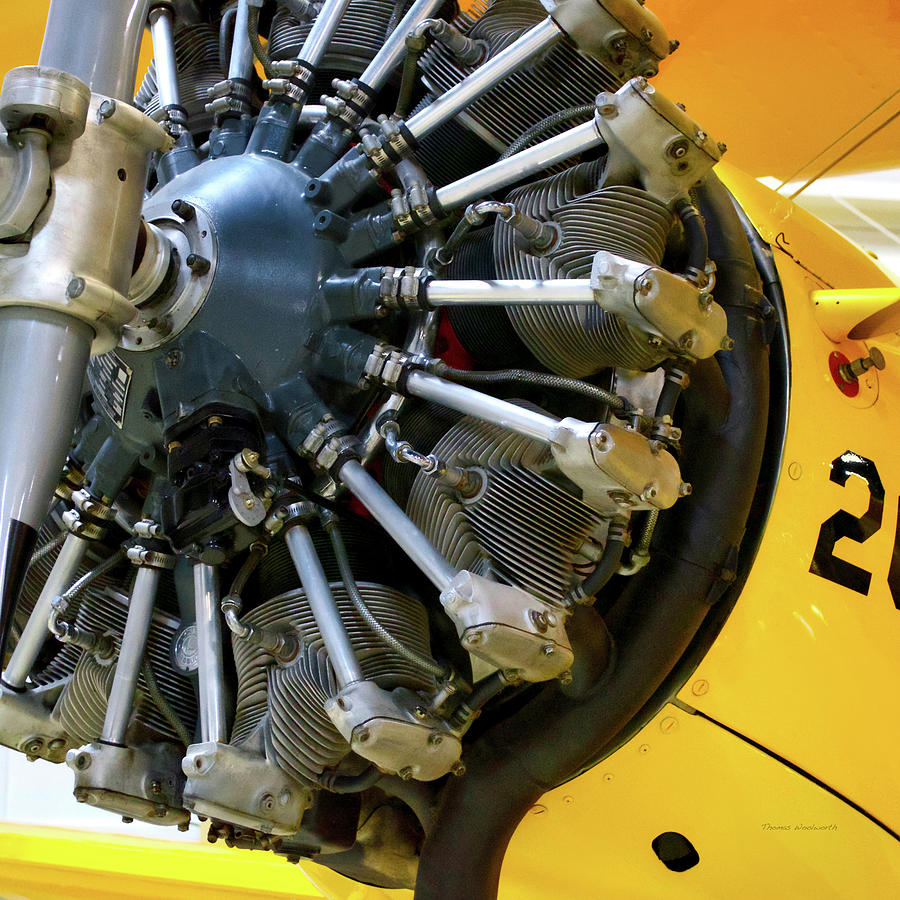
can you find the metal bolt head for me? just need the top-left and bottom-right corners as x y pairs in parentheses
(450, 760), (466, 777)
(530, 609), (549, 633)
(679, 332), (695, 351)
(595, 93), (617, 117)
(698, 292), (713, 311)
(122, 816), (134, 823)
(97, 99), (117, 121)
(717, 141), (728, 154)
(259, 793), (276, 812)
(463, 630), (483, 646)
(186, 253), (211, 276)
(150, 780), (162, 795)
(167, 441), (181, 454)
(66, 276), (85, 299)
(428, 732), (444, 747)
(355, 727), (369, 743)
(691, 678), (709, 696)
(639, 743), (651, 754)
(541, 643), (555, 656)
(867, 347), (886, 370)
(638, 276), (654, 296)
(207, 415), (223, 428)
(414, 705), (428, 720)
(558, 670), (573, 686)
(667, 138), (690, 159)
(244, 497), (255, 510)
(171, 199), (195, 220)
(843, 347), (886, 381)
(177, 822), (189, 832)
(608, 489), (636, 508)
(164, 349), (182, 369)
(720, 336), (735, 351)
(399, 766), (414, 781)
(659, 716), (678, 734)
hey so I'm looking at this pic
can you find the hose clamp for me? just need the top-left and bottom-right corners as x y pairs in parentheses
(126, 543), (177, 569)
(265, 60), (315, 104)
(361, 344), (418, 390)
(60, 508), (106, 542)
(378, 266), (432, 311)
(71, 489), (116, 522)
(315, 434), (361, 478)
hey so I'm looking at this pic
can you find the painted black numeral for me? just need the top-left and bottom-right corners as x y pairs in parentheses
(810, 451), (884, 595)
(889, 504), (900, 611)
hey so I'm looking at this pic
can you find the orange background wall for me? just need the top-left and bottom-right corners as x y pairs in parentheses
(2, 0), (897, 180)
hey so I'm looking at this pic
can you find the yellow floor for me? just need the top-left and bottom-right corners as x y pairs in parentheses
(0, 823), (324, 900)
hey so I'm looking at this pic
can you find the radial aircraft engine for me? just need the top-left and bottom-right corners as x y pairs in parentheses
(0, 0), (898, 897)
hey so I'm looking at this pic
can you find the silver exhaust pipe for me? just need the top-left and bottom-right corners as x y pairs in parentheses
(0, 1), (169, 661)
(39, 0), (150, 101)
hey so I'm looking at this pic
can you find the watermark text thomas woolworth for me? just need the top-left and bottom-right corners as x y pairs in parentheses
(761, 823), (838, 831)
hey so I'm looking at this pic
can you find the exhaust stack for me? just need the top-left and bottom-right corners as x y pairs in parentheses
(0, 1), (170, 663)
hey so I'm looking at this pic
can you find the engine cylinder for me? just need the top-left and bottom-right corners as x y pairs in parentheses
(231, 582), (434, 785)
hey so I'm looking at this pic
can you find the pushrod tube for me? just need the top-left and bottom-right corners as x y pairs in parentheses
(300, 0), (354, 70)
(101, 565), (160, 745)
(359, 0), (445, 91)
(228, 0), (254, 82)
(2, 533), (88, 690)
(435, 120), (602, 212)
(404, 371), (559, 444)
(337, 459), (457, 592)
(193, 563), (227, 743)
(148, 6), (180, 109)
(406, 17), (563, 141)
(39, 0), (150, 101)
(425, 279), (593, 306)
(284, 524), (363, 688)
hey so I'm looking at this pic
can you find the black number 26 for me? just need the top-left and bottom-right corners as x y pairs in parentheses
(810, 450), (900, 608)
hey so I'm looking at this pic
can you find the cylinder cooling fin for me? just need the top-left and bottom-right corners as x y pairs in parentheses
(414, 0), (623, 185)
(135, 23), (226, 135)
(0, 0), (785, 897)
(232, 582), (434, 785)
(268, 1), (399, 71)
